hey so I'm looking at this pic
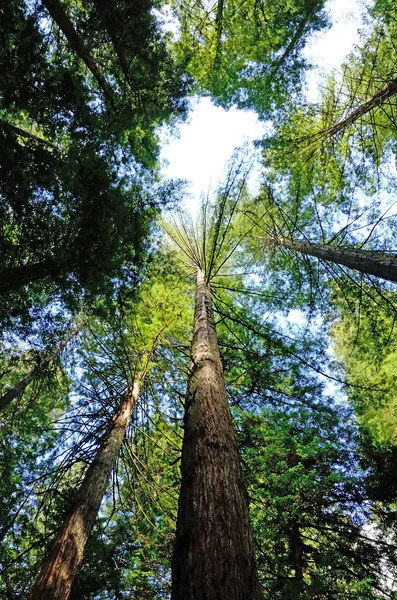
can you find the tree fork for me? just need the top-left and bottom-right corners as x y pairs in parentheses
(272, 238), (397, 283)
(0, 324), (82, 413)
(172, 269), (261, 600)
(29, 376), (142, 600)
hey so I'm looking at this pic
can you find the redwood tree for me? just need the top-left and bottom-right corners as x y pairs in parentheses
(267, 237), (397, 284)
(164, 166), (262, 598)
(29, 377), (143, 600)
(172, 268), (261, 600)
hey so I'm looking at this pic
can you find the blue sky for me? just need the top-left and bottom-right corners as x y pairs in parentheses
(160, 0), (364, 215)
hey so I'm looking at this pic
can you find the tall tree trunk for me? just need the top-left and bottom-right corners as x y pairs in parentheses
(172, 268), (261, 600)
(41, 0), (115, 105)
(285, 449), (304, 582)
(0, 257), (60, 295)
(272, 238), (397, 283)
(29, 376), (142, 600)
(323, 78), (397, 140)
(290, 520), (304, 582)
(0, 324), (82, 413)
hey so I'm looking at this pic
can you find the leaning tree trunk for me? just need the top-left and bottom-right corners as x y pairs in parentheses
(272, 238), (397, 283)
(41, 0), (114, 105)
(0, 324), (82, 413)
(172, 269), (261, 600)
(0, 119), (54, 147)
(0, 257), (59, 295)
(29, 376), (142, 600)
(323, 78), (397, 141)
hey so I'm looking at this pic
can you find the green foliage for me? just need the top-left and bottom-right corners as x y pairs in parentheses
(332, 287), (397, 444)
(173, 0), (329, 116)
(0, 0), (189, 330)
(2, 1), (397, 598)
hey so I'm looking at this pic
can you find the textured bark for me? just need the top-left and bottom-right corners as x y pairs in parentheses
(323, 78), (397, 140)
(41, 0), (114, 104)
(0, 257), (60, 294)
(29, 377), (142, 600)
(172, 269), (261, 600)
(0, 325), (82, 413)
(273, 238), (397, 283)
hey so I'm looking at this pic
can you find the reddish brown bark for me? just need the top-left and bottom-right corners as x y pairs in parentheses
(273, 238), (397, 283)
(172, 269), (261, 600)
(0, 325), (82, 413)
(29, 377), (142, 600)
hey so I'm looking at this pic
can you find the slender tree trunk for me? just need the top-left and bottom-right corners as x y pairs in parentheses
(0, 119), (54, 147)
(272, 238), (397, 283)
(41, 0), (115, 105)
(0, 325), (82, 413)
(213, 0), (224, 69)
(172, 269), (261, 600)
(285, 449), (304, 582)
(29, 376), (142, 600)
(0, 257), (60, 295)
(290, 520), (304, 582)
(323, 78), (397, 140)
(270, 0), (320, 78)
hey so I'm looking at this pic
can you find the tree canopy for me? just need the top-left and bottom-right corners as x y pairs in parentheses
(1, 1), (397, 599)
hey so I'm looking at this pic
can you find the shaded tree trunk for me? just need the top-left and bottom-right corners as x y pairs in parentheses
(0, 119), (54, 147)
(285, 448), (304, 582)
(29, 376), (142, 600)
(0, 257), (60, 295)
(290, 520), (304, 582)
(41, 0), (115, 105)
(172, 269), (261, 600)
(213, 0), (224, 69)
(272, 238), (397, 283)
(0, 324), (82, 413)
(323, 78), (397, 140)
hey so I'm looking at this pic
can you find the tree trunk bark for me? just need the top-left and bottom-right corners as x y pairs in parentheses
(273, 238), (397, 283)
(0, 324), (82, 413)
(172, 269), (261, 600)
(0, 257), (60, 295)
(41, 0), (114, 105)
(290, 520), (304, 582)
(323, 78), (397, 140)
(29, 376), (142, 600)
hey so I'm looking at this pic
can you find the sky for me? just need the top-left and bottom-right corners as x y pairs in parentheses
(160, 0), (366, 215)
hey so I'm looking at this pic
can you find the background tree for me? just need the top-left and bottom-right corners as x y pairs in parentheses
(173, 0), (329, 116)
(0, 0), (189, 331)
